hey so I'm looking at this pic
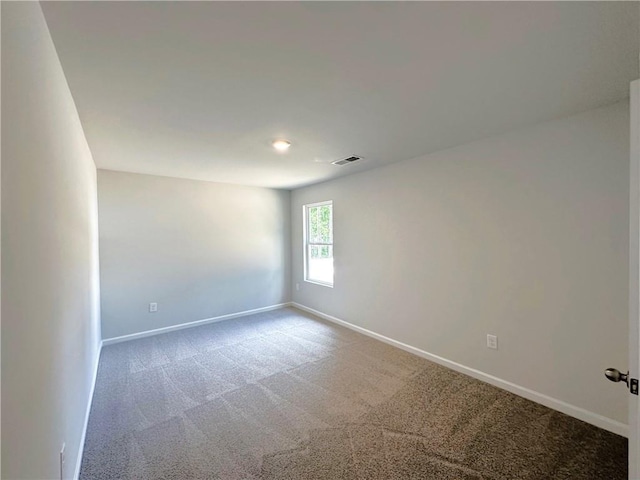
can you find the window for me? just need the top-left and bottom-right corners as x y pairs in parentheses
(304, 201), (333, 287)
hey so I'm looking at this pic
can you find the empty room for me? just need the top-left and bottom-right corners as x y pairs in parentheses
(2, 1), (640, 479)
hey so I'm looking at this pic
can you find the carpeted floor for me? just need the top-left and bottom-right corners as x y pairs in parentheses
(81, 307), (628, 479)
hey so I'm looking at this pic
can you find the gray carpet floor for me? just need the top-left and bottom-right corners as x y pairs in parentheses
(80, 307), (627, 479)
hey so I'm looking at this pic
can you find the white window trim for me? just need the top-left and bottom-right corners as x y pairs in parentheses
(303, 200), (334, 288)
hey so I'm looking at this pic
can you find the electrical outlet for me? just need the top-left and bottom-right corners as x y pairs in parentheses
(296, 283), (300, 291)
(60, 442), (65, 480)
(487, 334), (498, 350)
(149, 302), (158, 313)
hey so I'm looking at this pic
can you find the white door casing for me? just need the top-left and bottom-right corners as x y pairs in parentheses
(629, 78), (639, 480)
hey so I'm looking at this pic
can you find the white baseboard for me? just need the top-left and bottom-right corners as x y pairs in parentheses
(102, 303), (293, 346)
(73, 339), (103, 480)
(292, 302), (629, 438)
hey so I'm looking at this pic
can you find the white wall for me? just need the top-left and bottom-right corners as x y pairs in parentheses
(2, 3), (102, 479)
(292, 101), (630, 427)
(98, 170), (291, 339)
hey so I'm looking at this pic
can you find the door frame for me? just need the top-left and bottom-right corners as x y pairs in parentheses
(628, 79), (639, 480)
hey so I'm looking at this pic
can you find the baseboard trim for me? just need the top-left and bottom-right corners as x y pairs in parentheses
(73, 339), (103, 480)
(292, 302), (629, 438)
(102, 303), (293, 346)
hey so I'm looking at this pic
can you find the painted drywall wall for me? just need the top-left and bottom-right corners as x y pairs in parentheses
(292, 101), (630, 426)
(98, 170), (291, 339)
(2, 3), (102, 479)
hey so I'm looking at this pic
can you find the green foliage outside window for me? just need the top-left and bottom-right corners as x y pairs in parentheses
(308, 205), (332, 259)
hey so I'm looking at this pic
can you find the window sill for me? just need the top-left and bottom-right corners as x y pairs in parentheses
(304, 279), (334, 288)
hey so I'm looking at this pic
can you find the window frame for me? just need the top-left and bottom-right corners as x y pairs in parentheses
(303, 200), (334, 288)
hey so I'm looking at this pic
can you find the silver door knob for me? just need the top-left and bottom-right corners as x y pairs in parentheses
(604, 368), (629, 386)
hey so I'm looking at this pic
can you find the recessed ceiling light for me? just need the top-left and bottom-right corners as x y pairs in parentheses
(273, 140), (291, 152)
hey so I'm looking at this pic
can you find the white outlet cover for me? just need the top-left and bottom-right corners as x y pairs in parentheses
(487, 334), (498, 350)
(149, 302), (158, 312)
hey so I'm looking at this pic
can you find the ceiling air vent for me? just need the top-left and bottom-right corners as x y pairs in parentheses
(332, 155), (362, 166)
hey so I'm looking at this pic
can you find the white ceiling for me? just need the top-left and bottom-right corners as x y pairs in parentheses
(42, 2), (639, 189)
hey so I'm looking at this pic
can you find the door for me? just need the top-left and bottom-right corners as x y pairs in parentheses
(629, 79), (639, 480)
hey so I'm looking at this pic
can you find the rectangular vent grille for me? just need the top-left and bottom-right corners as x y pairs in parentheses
(332, 155), (361, 166)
